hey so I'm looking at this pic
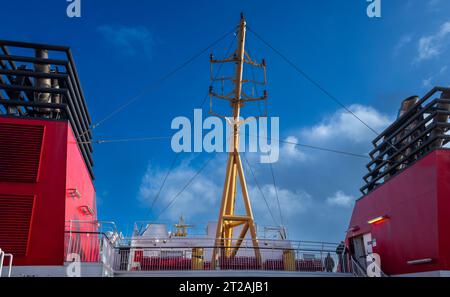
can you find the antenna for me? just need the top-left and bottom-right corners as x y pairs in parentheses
(173, 215), (194, 237)
(209, 14), (267, 268)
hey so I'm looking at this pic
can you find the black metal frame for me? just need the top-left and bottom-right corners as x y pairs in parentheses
(0, 40), (94, 179)
(361, 86), (450, 194)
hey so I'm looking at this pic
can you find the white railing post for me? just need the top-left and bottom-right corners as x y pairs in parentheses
(5, 253), (13, 277)
(67, 220), (73, 261)
(0, 248), (4, 277)
(0, 249), (12, 277)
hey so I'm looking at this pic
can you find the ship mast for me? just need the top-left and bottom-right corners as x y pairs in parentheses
(209, 13), (267, 268)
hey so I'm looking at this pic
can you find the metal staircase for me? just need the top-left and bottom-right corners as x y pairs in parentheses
(350, 256), (389, 277)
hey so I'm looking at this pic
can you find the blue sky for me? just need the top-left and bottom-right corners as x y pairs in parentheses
(1, 0), (449, 241)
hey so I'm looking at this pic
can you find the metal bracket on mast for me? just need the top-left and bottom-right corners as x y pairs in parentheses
(210, 13), (268, 269)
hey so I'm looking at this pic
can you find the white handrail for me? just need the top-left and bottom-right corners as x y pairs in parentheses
(0, 248), (13, 277)
(0, 248), (3, 276)
(5, 253), (13, 277)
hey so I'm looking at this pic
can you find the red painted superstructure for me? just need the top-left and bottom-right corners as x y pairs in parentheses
(347, 149), (450, 275)
(346, 88), (450, 276)
(0, 116), (96, 266)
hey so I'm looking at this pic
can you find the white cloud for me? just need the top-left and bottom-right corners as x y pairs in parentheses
(418, 36), (440, 61)
(98, 25), (153, 57)
(416, 21), (450, 62)
(138, 154), (313, 231)
(139, 159), (220, 221)
(280, 136), (308, 162)
(326, 191), (355, 208)
(250, 185), (312, 224)
(299, 104), (391, 143)
(394, 34), (413, 55)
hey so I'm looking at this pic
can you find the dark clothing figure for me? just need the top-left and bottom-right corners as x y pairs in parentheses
(324, 253), (335, 272)
(336, 241), (348, 272)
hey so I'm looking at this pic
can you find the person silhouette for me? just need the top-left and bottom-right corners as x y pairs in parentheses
(324, 252), (335, 272)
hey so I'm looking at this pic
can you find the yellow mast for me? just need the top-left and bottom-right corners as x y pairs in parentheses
(210, 13), (267, 268)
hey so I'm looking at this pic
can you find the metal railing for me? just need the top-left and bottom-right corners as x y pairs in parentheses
(65, 221), (119, 272)
(64, 231), (117, 271)
(113, 246), (347, 273)
(64, 228), (351, 274)
(0, 248), (13, 277)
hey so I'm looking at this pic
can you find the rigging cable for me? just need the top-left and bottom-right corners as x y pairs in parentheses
(152, 131), (232, 220)
(247, 27), (404, 159)
(152, 153), (217, 221)
(268, 156), (283, 226)
(253, 134), (370, 159)
(247, 27), (382, 137)
(246, 44), (284, 227)
(78, 134), (370, 159)
(242, 153), (279, 227)
(146, 34), (237, 218)
(77, 136), (171, 144)
(76, 28), (236, 141)
(146, 153), (181, 217)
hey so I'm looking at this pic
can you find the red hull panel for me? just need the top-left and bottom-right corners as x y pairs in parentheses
(347, 149), (450, 275)
(0, 117), (96, 266)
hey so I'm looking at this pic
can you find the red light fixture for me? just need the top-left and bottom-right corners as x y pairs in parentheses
(368, 215), (389, 225)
